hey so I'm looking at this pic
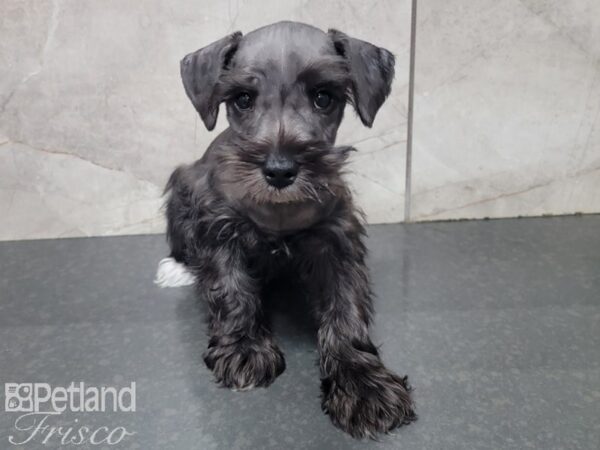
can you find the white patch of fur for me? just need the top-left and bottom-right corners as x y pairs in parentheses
(232, 384), (255, 392)
(154, 257), (196, 288)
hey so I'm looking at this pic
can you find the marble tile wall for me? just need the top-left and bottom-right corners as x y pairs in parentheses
(0, 0), (410, 240)
(1, 0), (599, 240)
(411, 0), (600, 221)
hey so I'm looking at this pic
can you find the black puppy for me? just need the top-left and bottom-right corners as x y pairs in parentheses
(155, 21), (416, 438)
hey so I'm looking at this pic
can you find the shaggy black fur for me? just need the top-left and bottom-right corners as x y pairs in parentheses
(164, 21), (416, 438)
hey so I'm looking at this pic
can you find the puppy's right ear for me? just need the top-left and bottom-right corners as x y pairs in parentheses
(180, 32), (242, 131)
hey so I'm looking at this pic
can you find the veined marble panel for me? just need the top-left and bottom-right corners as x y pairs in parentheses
(0, 0), (410, 240)
(411, 0), (600, 221)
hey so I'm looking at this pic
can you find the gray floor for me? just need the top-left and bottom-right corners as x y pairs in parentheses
(1, 216), (599, 449)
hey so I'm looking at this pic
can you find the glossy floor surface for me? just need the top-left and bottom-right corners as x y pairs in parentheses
(1, 216), (599, 449)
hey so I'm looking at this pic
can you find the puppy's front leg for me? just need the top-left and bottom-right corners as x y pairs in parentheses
(307, 223), (416, 438)
(200, 244), (285, 390)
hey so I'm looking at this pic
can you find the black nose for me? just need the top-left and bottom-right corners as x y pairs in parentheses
(262, 155), (298, 189)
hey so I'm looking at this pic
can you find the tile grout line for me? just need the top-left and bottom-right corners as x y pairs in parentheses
(404, 0), (418, 223)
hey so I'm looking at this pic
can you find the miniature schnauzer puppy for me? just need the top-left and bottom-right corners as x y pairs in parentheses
(156, 21), (416, 438)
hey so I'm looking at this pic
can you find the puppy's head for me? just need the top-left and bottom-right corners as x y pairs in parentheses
(180, 21), (394, 206)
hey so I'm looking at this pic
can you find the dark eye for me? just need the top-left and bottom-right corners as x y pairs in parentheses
(234, 92), (253, 110)
(314, 90), (333, 109)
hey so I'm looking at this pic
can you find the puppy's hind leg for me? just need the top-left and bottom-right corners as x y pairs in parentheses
(154, 167), (196, 288)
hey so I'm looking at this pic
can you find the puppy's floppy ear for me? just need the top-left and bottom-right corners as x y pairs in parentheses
(180, 31), (242, 131)
(328, 29), (395, 128)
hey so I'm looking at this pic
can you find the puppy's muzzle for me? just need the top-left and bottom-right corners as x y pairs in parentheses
(262, 154), (298, 189)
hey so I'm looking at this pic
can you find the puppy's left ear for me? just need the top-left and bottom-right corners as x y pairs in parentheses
(180, 31), (243, 130)
(328, 29), (395, 128)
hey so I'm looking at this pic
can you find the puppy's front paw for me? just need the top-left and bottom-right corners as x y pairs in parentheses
(203, 336), (285, 390)
(321, 365), (416, 439)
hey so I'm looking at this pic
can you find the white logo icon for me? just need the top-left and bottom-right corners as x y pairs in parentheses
(5, 383), (33, 412)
